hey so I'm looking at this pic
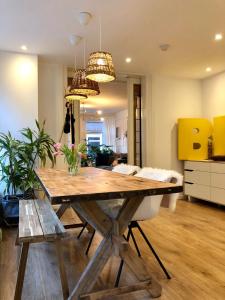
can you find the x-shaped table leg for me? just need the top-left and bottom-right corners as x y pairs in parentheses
(69, 196), (162, 300)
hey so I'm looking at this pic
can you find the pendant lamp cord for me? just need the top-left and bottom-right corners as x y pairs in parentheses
(74, 52), (77, 72)
(83, 38), (86, 68)
(99, 16), (102, 51)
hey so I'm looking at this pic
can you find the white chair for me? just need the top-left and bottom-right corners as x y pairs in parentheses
(78, 165), (183, 286)
(112, 163), (141, 175)
(114, 168), (183, 286)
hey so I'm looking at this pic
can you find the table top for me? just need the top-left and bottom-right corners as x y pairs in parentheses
(35, 167), (183, 204)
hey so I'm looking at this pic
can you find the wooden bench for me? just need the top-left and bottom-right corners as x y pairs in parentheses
(14, 199), (69, 300)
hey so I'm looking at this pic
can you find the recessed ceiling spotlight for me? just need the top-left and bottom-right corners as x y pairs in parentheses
(125, 57), (132, 63)
(20, 45), (27, 51)
(215, 33), (223, 41)
(206, 67), (212, 72)
(97, 110), (102, 115)
(100, 117), (104, 121)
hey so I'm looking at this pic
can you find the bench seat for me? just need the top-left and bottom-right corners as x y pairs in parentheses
(19, 199), (66, 243)
(15, 199), (69, 300)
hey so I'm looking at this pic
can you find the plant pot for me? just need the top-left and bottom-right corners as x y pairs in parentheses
(0, 194), (23, 226)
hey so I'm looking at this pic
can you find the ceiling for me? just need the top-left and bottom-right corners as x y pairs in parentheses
(0, 0), (225, 79)
(80, 80), (127, 115)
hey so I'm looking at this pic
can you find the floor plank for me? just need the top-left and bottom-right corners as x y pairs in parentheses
(1, 199), (225, 299)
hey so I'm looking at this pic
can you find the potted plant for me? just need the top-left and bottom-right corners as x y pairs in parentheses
(87, 144), (115, 166)
(0, 120), (55, 226)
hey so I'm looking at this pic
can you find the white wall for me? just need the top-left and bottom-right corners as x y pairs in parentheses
(38, 62), (66, 142)
(143, 74), (202, 173)
(202, 72), (225, 120)
(115, 109), (128, 153)
(38, 62), (67, 169)
(0, 51), (38, 138)
(0, 51), (38, 193)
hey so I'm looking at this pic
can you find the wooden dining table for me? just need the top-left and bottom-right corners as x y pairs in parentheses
(35, 167), (182, 300)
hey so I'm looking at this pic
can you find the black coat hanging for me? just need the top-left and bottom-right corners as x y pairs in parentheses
(63, 102), (71, 134)
(71, 102), (75, 144)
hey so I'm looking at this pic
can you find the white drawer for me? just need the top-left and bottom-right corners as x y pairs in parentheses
(184, 170), (210, 186)
(211, 173), (225, 189)
(211, 162), (225, 174)
(211, 187), (225, 205)
(184, 183), (210, 201)
(184, 161), (210, 172)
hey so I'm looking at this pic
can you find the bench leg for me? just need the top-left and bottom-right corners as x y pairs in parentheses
(55, 240), (69, 300)
(14, 242), (30, 300)
(15, 229), (19, 246)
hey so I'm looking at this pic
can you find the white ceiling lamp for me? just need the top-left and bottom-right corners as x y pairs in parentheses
(206, 67), (212, 72)
(97, 110), (102, 115)
(78, 12), (92, 26)
(86, 16), (116, 83)
(69, 34), (82, 46)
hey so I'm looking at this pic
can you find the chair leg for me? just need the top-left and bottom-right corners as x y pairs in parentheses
(77, 222), (88, 239)
(136, 222), (171, 279)
(129, 226), (141, 257)
(85, 230), (96, 256)
(55, 240), (69, 300)
(14, 242), (30, 300)
(114, 228), (131, 287)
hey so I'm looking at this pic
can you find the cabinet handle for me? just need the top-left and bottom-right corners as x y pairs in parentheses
(184, 169), (194, 172)
(185, 181), (194, 185)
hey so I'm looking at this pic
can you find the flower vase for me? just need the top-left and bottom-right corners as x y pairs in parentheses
(68, 156), (81, 176)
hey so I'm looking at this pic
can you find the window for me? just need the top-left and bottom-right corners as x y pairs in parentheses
(86, 133), (102, 147)
(86, 121), (104, 133)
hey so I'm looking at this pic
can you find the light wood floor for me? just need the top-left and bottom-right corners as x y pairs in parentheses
(1, 199), (225, 300)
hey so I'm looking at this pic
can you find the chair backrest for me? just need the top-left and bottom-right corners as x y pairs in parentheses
(112, 164), (141, 175)
(161, 170), (183, 212)
(132, 170), (171, 221)
(136, 167), (183, 212)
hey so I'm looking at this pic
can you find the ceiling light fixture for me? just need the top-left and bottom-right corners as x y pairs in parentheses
(65, 47), (88, 101)
(159, 44), (170, 51)
(100, 117), (104, 121)
(70, 39), (100, 96)
(78, 12), (92, 26)
(64, 86), (87, 101)
(21, 45), (27, 51)
(206, 67), (212, 72)
(125, 57), (132, 63)
(69, 34), (82, 46)
(215, 33), (223, 41)
(86, 16), (116, 83)
(97, 110), (102, 115)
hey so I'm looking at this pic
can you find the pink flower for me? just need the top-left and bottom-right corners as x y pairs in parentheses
(54, 143), (62, 151)
(70, 144), (75, 149)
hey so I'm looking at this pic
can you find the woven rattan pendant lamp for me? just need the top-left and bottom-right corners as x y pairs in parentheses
(86, 17), (115, 83)
(70, 68), (100, 96)
(64, 48), (88, 101)
(70, 39), (100, 96)
(64, 87), (87, 101)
